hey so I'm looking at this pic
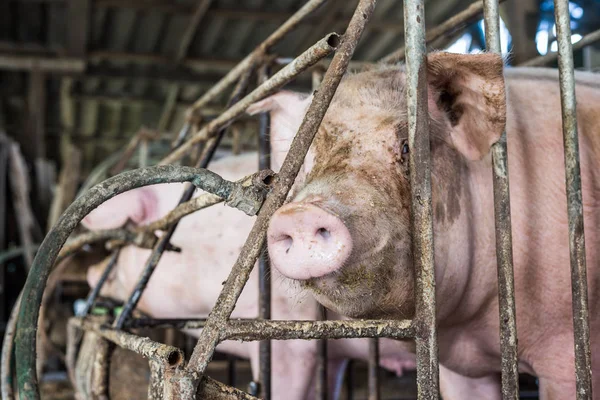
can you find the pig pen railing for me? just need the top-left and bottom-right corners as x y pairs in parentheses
(6, 0), (595, 399)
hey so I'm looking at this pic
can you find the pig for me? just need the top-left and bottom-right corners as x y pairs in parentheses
(82, 152), (424, 400)
(256, 51), (600, 399)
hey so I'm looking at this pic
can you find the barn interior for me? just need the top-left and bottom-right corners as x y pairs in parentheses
(1, 0), (599, 399)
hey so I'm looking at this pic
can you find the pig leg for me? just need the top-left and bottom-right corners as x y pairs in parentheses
(438, 366), (501, 400)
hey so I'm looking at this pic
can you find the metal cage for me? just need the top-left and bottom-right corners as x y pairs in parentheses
(4, 0), (597, 398)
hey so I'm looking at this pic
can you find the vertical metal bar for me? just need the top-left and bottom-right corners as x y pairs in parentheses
(403, 0), (439, 399)
(257, 62), (272, 400)
(345, 361), (354, 400)
(90, 338), (111, 399)
(316, 305), (328, 400)
(148, 360), (165, 400)
(554, 0), (593, 398)
(311, 68), (328, 400)
(367, 338), (380, 400)
(227, 356), (236, 387)
(482, 1), (520, 399)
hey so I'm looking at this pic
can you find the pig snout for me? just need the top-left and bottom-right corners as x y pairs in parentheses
(268, 203), (352, 280)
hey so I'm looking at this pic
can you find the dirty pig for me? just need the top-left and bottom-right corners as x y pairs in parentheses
(256, 51), (600, 399)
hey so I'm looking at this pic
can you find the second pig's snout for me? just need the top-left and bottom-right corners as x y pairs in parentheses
(267, 203), (353, 280)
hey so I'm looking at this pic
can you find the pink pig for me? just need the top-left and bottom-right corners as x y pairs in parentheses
(257, 52), (600, 399)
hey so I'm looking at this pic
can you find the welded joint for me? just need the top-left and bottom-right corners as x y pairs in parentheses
(225, 169), (276, 216)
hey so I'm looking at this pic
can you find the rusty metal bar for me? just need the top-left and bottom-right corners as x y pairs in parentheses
(70, 317), (184, 367)
(315, 306), (327, 400)
(14, 166), (259, 400)
(380, 0), (507, 64)
(90, 338), (112, 399)
(177, 4), (376, 397)
(79, 249), (120, 316)
(148, 360), (165, 400)
(368, 338), (380, 400)
(1, 292), (21, 400)
(112, 67), (257, 330)
(257, 62), (272, 400)
(482, 1), (520, 399)
(403, 0), (439, 399)
(221, 319), (414, 341)
(160, 33), (340, 165)
(520, 28), (600, 67)
(554, 0), (593, 398)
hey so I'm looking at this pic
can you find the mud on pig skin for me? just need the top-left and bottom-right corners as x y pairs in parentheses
(253, 51), (600, 399)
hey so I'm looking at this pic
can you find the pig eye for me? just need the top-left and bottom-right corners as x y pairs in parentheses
(401, 140), (409, 155)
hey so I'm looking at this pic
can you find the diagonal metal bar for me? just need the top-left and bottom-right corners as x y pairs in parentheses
(176, 2), (377, 397)
(403, 0), (439, 399)
(554, 0), (593, 398)
(482, 1), (520, 399)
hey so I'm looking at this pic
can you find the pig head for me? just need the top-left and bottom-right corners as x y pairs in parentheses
(250, 52), (506, 320)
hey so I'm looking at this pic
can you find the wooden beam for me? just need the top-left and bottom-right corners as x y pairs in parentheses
(24, 69), (46, 160)
(0, 53), (85, 72)
(504, 0), (539, 64)
(66, 0), (91, 57)
(176, 0), (214, 61)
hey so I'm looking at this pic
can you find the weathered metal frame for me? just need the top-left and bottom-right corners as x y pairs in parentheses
(8, 0), (597, 399)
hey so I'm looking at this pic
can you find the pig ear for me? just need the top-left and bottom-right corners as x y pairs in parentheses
(247, 91), (313, 172)
(426, 52), (506, 161)
(81, 187), (159, 230)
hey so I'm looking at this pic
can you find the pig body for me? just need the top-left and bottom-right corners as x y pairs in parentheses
(260, 54), (600, 399)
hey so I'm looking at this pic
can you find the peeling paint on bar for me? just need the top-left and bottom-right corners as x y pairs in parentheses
(554, 0), (593, 398)
(482, 0), (520, 399)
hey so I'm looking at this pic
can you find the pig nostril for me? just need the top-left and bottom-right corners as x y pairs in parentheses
(276, 235), (293, 254)
(317, 227), (331, 240)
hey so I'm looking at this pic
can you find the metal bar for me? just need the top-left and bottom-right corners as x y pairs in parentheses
(148, 360), (165, 400)
(403, 0), (439, 399)
(316, 306), (327, 400)
(184, 0), (377, 385)
(345, 360), (354, 400)
(482, 1), (520, 399)
(79, 249), (120, 316)
(161, 33), (340, 165)
(0, 54), (85, 73)
(380, 0), (507, 64)
(14, 165), (254, 400)
(554, 0), (593, 398)
(311, 68), (328, 400)
(520, 28), (600, 67)
(1, 292), (21, 400)
(90, 338), (112, 399)
(368, 338), (380, 400)
(112, 66), (256, 330)
(257, 63), (272, 400)
(221, 319), (414, 341)
(70, 318), (184, 366)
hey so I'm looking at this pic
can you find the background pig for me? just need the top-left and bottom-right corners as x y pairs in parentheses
(257, 52), (600, 399)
